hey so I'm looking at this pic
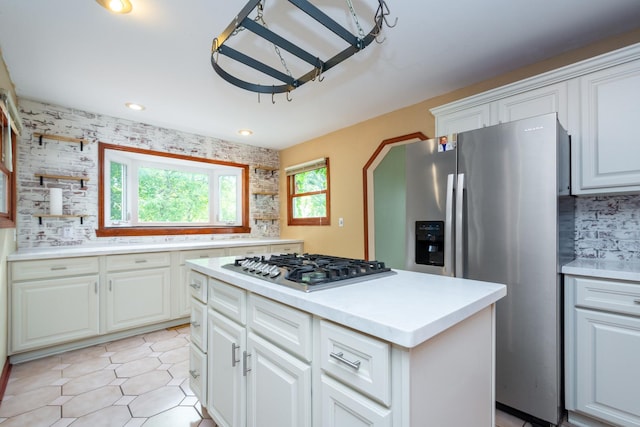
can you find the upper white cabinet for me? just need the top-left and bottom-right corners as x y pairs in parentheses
(431, 43), (640, 195)
(577, 60), (640, 194)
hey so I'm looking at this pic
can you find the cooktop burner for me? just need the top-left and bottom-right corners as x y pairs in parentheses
(222, 253), (396, 292)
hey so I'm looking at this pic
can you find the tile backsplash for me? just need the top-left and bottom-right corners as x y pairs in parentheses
(16, 99), (280, 248)
(575, 194), (640, 261)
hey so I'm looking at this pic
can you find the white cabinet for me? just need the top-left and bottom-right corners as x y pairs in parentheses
(270, 242), (304, 254)
(11, 275), (100, 353)
(575, 60), (640, 194)
(105, 252), (171, 332)
(434, 103), (492, 139)
(175, 248), (226, 318)
(431, 44), (640, 196)
(205, 279), (312, 427)
(10, 257), (100, 353)
(565, 275), (640, 426)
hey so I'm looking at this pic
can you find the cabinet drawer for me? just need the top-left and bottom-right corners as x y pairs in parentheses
(106, 252), (170, 272)
(188, 270), (208, 303)
(209, 277), (246, 325)
(248, 294), (312, 361)
(270, 243), (303, 254)
(11, 257), (99, 281)
(179, 248), (226, 265)
(320, 320), (391, 406)
(189, 343), (207, 405)
(573, 276), (640, 316)
(191, 300), (207, 352)
(227, 245), (269, 256)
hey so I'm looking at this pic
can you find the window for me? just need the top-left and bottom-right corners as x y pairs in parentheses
(286, 157), (330, 226)
(0, 105), (16, 229)
(98, 143), (249, 236)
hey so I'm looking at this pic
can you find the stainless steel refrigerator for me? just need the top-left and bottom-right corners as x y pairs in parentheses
(405, 113), (574, 426)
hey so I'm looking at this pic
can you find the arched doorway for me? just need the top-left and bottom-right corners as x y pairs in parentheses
(362, 132), (428, 263)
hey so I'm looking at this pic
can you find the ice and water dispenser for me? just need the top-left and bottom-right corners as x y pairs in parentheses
(415, 221), (445, 266)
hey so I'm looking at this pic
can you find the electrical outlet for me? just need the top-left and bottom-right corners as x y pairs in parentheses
(338, 217), (344, 227)
(63, 227), (73, 238)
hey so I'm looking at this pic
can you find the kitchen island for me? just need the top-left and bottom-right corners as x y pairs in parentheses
(187, 256), (506, 427)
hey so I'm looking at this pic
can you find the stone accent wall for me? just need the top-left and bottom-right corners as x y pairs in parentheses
(575, 194), (640, 261)
(16, 99), (280, 248)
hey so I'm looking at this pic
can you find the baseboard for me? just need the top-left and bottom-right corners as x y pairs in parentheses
(0, 358), (12, 401)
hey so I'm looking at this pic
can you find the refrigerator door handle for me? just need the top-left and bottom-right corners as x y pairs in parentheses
(455, 173), (465, 277)
(444, 174), (455, 276)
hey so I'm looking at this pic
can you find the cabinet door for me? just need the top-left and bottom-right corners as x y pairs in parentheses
(208, 310), (246, 427)
(105, 267), (171, 332)
(320, 375), (391, 427)
(246, 332), (311, 427)
(11, 275), (99, 352)
(575, 308), (640, 426)
(496, 82), (568, 127)
(434, 104), (492, 139)
(577, 60), (640, 194)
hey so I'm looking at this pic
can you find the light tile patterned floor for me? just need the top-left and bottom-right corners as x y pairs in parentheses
(0, 325), (215, 427)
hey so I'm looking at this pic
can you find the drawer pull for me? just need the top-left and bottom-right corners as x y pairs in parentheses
(191, 321), (201, 328)
(330, 351), (361, 371)
(51, 266), (67, 271)
(634, 299), (640, 305)
(243, 351), (251, 376)
(189, 283), (201, 289)
(189, 369), (200, 379)
(231, 343), (240, 367)
(199, 255), (210, 258)
(134, 259), (147, 264)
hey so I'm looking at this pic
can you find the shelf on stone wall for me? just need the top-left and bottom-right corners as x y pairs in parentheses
(252, 191), (278, 200)
(33, 132), (89, 151)
(254, 217), (278, 224)
(33, 214), (86, 225)
(35, 173), (89, 189)
(253, 165), (278, 175)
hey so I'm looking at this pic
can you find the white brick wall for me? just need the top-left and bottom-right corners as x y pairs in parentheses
(17, 99), (280, 248)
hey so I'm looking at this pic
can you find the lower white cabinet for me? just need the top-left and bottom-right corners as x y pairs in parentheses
(246, 332), (311, 427)
(11, 275), (100, 352)
(565, 274), (640, 426)
(320, 374), (392, 427)
(105, 252), (172, 332)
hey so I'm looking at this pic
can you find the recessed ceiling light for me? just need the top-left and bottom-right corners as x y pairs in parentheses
(96, 0), (133, 14)
(125, 102), (145, 111)
(238, 129), (253, 136)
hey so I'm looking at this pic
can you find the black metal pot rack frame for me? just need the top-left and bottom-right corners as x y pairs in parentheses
(211, 0), (394, 96)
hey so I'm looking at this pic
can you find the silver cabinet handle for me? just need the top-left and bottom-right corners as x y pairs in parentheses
(189, 369), (200, 379)
(243, 351), (251, 376)
(231, 343), (240, 367)
(95, 281), (98, 294)
(109, 280), (112, 291)
(191, 321), (201, 328)
(189, 282), (201, 289)
(330, 351), (361, 370)
(634, 299), (640, 305)
(51, 266), (67, 271)
(135, 259), (147, 264)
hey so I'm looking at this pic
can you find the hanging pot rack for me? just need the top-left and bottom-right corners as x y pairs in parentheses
(210, 0), (394, 96)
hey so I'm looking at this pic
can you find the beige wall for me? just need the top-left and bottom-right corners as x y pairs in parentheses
(279, 28), (640, 258)
(0, 51), (18, 369)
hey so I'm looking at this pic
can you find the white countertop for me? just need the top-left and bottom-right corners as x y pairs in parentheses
(562, 258), (640, 282)
(187, 256), (506, 349)
(7, 239), (303, 261)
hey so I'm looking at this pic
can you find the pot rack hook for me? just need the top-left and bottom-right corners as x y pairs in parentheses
(286, 91), (292, 102)
(272, 88), (276, 104)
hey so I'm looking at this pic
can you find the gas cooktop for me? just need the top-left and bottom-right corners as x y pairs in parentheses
(222, 253), (396, 292)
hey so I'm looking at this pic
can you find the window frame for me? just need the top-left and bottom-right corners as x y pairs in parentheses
(97, 142), (250, 237)
(286, 157), (330, 226)
(0, 110), (16, 229)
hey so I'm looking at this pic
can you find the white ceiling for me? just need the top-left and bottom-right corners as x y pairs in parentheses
(1, 0), (639, 150)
